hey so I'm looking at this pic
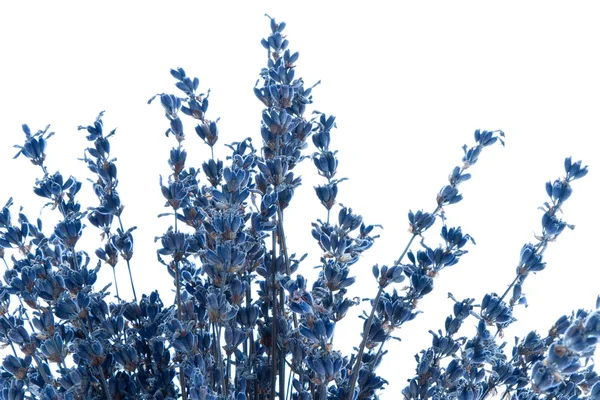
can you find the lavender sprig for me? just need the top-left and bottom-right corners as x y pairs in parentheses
(346, 129), (504, 399)
(78, 111), (138, 302)
(403, 157), (590, 400)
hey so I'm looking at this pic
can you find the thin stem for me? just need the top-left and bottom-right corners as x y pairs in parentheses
(368, 341), (386, 374)
(226, 353), (231, 395)
(356, 233), (418, 379)
(70, 245), (79, 271)
(173, 203), (187, 400)
(99, 367), (112, 400)
(175, 289), (187, 400)
(498, 242), (548, 304)
(118, 215), (137, 302)
(218, 323), (226, 396)
(7, 339), (18, 357)
(395, 234), (418, 266)
(218, 272), (229, 396)
(279, 333), (285, 400)
(175, 261), (182, 319)
(286, 368), (293, 400)
(270, 231), (278, 400)
(111, 266), (121, 302)
(244, 275), (256, 400)
(212, 322), (220, 390)
(497, 274), (520, 304)
(276, 208), (299, 330)
(211, 320), (226, 396)
(319, 383), (327, 400)
(16, 298), (35, 332)
(347, 285), (384, 399)
(125, 259), (137, 302)
(275, 208), (297, 400)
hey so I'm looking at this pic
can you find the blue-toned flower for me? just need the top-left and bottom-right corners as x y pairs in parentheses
(2, 354), (31, 379)
(40, 333), (67, 364)
(13, 123), (54, 166)
(564, 157), (588, 181)
(546, 179), (572, 204)
(315, 183), (338, 210)
(408, 210), (436, 235)
(53, 216), (83, 248)
(481, 293), (513, 325)
(195, 120), (219, 147)
(111, 226), (135, 261)
(437, 185), (463, 206)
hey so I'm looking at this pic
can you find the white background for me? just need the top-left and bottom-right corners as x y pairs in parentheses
(1, 2), (599, 398)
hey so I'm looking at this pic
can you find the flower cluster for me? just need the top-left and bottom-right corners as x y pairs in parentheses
(401, 158), (595, 400)
(0, 15), (595, 400)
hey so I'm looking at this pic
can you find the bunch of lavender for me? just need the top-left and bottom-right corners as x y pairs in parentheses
(0, 15), (597, 400)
